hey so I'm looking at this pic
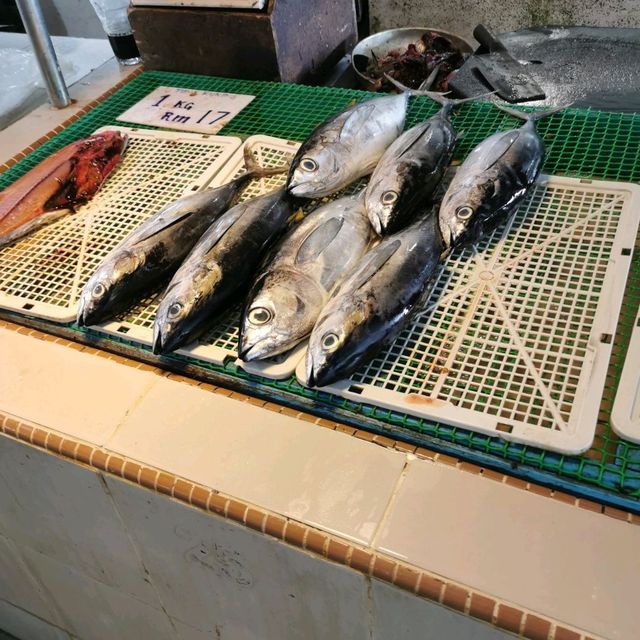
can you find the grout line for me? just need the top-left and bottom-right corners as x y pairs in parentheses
(369, 454), (412, 550)
(0, 596), (71, 637)
(101, 374), (161, 446)
(96, 472), (181, 637)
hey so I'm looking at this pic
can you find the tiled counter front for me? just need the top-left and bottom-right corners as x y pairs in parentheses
(0, 434), (513, 640)
(0, 323), (638, 640)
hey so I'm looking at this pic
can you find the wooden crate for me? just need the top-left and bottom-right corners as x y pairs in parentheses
(129, 0), (358, 83)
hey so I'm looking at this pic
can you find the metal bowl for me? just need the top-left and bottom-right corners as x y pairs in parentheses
(351, 27), (475, 92)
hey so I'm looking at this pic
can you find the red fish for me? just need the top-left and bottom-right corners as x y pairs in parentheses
(0, 130), (128, 247)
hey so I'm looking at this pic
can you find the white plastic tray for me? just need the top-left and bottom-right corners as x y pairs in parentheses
(0, 126), (241, 322)
(295, 174), (640, 455)
(612, 306), (640, 444)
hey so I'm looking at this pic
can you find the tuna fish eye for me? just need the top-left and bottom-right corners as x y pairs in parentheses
(381, 191), (398, 205)
(321, 332), (341, 352)
(248, 307), (272, 325)
(456, 205), (474, 220)
(92, 283), (106, 298)
(168, 302), (183, 318)
(299, 158), (318, 173)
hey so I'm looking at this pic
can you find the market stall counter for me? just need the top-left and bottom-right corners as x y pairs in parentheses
(0, 70), (638, 640)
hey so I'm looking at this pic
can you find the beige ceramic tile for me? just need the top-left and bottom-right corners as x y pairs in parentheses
(106, 376), (406, 544)
(0, 599), (70, 640)
(376, 459), (639, 640)
(0, 533), (62, 626)
(106, 475), (370, 639)
(371, 579), (515, 640)
(0, 327), (158, 444)
(20, 545), (176, 640)
(172, 618), (221, 640)
(0, 435), (159, 606)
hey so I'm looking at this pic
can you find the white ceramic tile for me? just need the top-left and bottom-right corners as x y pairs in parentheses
(376, 459), (639, 640)
(0, 328), (158, 445)
(107, 476), (370, 639)
(0, 435), (159, 606)
(19, 545), (176, 640)
(371, 579), (514, 640)
(0, 599), (70, 640)
(0, 533), (60, 625)
(106, 377), (406, 544)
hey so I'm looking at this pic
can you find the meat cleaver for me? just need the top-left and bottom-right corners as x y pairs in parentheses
(472, 24), (545, 102)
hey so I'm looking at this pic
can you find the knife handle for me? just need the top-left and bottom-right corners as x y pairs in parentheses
(473, 24), (507, 53)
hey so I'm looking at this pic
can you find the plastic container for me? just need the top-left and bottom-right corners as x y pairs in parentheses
(88, 0), (141, 65)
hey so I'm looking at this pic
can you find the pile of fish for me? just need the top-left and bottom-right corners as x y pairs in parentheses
(0, 84), (562, 389)
(87, 88), (560, 386)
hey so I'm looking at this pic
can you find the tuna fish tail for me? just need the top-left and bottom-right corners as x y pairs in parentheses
(243, 142), (291, 180)
(492, 101), (569, 122)
(383, 73), (495, 114)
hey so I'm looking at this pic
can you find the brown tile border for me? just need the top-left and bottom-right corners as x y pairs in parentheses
(0, 67), (142, 174)
(0, 412), (603, 640)
(1, 319), (636, 529)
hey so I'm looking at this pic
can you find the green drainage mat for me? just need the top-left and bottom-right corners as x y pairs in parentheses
(2, 70), (640, 512)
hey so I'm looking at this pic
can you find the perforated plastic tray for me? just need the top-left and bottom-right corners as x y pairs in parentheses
(612, 307), (640, 444)
(0, 126), (241, 322)
(295, 175), (640, 455)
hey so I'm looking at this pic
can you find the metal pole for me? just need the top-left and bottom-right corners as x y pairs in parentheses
(15, 0), (71, 109)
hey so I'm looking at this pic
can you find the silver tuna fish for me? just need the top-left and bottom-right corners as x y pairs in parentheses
(364, 101), (457, 235)
(239, 191), (376, 361)
(286, 93), (408, 198)
(439, 103), (564, 249)
(77, 146), (286, 327)
(153, 188), (292, 354)
(304, 211), (446, 387)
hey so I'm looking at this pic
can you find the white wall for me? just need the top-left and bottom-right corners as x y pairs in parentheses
(41, 0), (104, 38)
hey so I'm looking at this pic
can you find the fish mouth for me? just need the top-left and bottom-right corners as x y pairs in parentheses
(76, 298), (99, 327)
(152, 323), (174, 355)
(76, 298), (88, 327)
(239, 336), (292, 362)
(287, 183), (312, 198)
(239, 338), (269, 362)
(438, 218), (454, 249)
(238, 340), (263, 362)
(369, 211), (383, 236)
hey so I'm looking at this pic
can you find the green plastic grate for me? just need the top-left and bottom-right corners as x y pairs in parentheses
(1, 70), (640, 508)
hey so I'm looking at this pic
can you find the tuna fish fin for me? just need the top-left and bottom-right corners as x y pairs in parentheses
(396, 123), (433, 158)
(243, 143), (291, 179)
(340, 104), (376, 140)
(417, 63), (441, 91)
(295, 217), (344, 265)
(340, 239), (401, 294)
(201, 207), (245, 258)
(492, 101), (569, 122)
(383, 74), (495, 111)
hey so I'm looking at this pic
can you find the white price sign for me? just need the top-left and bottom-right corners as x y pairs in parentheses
(116, 86), (255, 134)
